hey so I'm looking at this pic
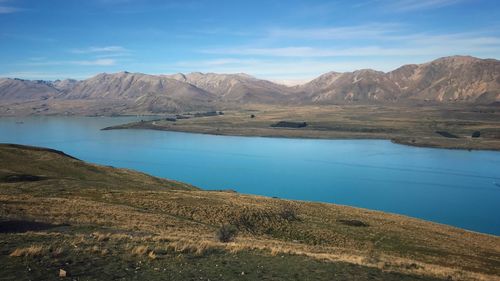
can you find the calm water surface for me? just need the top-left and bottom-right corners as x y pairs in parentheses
(1, 116), (499, 235)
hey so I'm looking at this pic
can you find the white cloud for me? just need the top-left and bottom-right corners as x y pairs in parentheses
(201, 31), (500, 59)
(21, 58), (116, 67)
(71, 59), (116, 66)
(0, 71), (90, 80)
(171, 58), (413, 81)
(176, 58), (260, 67)
(180, 28), (500, 80)
(270, 78), (314, 86)
(0, 6), (19, 14)
(267, 23), (401, 40)
(71, 46), (128, 54)
(387, 0), (462, 12)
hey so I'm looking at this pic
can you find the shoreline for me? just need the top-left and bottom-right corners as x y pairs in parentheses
(2, 143), (499, 281)
(102, 122), (500, 152)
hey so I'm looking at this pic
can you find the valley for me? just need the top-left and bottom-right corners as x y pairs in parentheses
(1, 144), (499, 281)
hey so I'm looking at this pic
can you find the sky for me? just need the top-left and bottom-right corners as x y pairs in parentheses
(0, 0), (499, 84)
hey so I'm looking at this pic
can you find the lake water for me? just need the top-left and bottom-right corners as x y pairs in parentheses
(1, 116), (499, 235)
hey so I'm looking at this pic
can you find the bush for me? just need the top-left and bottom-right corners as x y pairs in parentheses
(472, 131), (481, 138)
(279, 205), (299, 221)
(216, 224), (238, 243)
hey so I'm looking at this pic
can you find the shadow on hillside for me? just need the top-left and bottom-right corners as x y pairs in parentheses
(0, 220), (68, 233)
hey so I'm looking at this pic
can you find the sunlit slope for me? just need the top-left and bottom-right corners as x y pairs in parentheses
(0, 144), (499, 281)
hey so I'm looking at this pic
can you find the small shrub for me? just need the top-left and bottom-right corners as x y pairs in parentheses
(216, 224), (238, 243)
(472, 131), (481, 138)
(279, 206), (299, 221)
(232, 215), (256, 232)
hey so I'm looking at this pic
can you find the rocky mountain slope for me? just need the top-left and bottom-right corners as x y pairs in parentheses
(295, 56), (500, 104)
(167, 72), (291, 104)
(62, 72), (217, 113)
(0, 78), (60, 101)
(0, 56), (498, 115)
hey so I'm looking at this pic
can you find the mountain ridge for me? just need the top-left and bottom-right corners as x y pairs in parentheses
(0, 56), (499, 115)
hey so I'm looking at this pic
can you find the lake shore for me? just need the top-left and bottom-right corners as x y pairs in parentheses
(1, 144), (499, 281)
(102, 105), (500, 151)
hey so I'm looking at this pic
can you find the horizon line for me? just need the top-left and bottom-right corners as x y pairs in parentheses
(1, 55), (497, 86)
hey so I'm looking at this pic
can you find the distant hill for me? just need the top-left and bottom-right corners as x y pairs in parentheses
(0, 56), (498, 115)
(0, 78), (60, 101)
(295, 56), (500, 104)
(167, 72), (291, 104)
(62, 72), (217, 113)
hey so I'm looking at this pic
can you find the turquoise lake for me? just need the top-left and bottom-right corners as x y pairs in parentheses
(1, 116), (499, 235)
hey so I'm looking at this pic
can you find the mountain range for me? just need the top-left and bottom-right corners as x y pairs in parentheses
(1, 56), (499, 115)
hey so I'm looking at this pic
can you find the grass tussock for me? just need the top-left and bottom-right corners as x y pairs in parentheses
(147, 250), (156, 259)
(216, 224), (238, 243)
(51, 247), (64, 258)
(9, 245), (45, 257)
(131, 245), (149, 256)
(1, 144), (500, 281)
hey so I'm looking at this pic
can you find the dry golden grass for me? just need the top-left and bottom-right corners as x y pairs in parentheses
(1, 144), (500, 281)
(131, 245), (149, 256)
(147, 250), (156, 259)
(108, 105), (500, 150)
(9, 245), (45, 257)
(51, 247), (64, 258)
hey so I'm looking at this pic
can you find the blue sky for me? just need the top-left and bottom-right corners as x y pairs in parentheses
(1, 0), (499, 83)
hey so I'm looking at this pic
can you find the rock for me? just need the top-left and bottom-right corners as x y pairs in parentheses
(59, 269), (67, 278)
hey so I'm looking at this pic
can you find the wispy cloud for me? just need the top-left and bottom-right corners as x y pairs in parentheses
(176, 58), (260, 67)
(0, 0), (22, 14)
(188, 27), (500, 80)
(0, 6), (19, 14)
(267, 23), (401, 40)
(202, 27), (500, 59)
(171, 58), (412, 80)
(72, 59), (116, 66)
(22, 58), (116, 67)
(70, 46), (128, 54)
(385, 0), (463, 12)
(0, 71), (92, 80)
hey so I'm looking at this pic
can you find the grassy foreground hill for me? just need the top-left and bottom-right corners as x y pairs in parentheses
(0, 144), (499, 281)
